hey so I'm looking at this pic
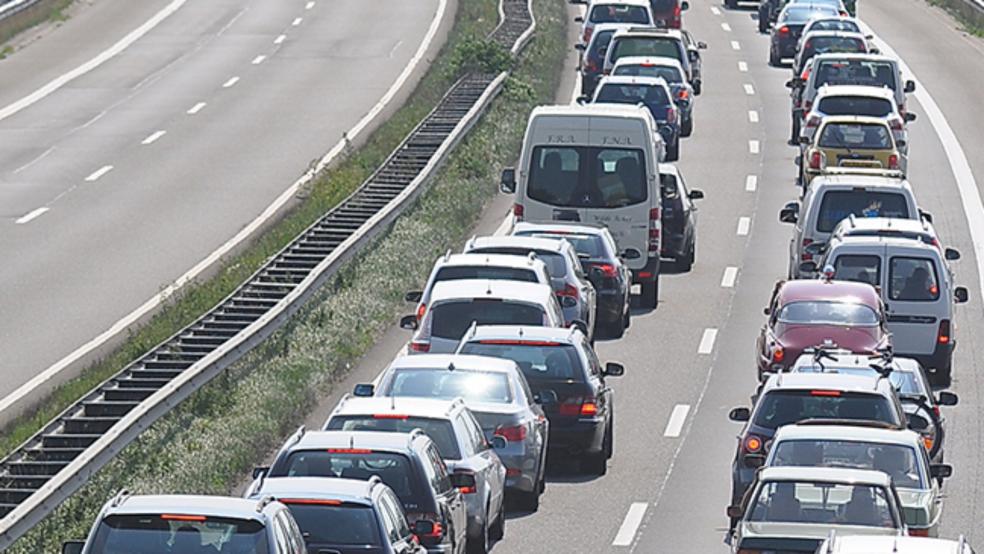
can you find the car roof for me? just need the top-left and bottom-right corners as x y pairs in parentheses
(331, 395), (465, 420)
(808, 173), (910, 189)
(462, 324), (584, 345)
(763, 372), (892, 395)
(830, 234), (940, 252)
(812, 52), (897, 64)
(512, 221), (607, 237)
(776, 278), (882, 307)
(773, 423), (921, 447)
(612, 26), (683, 38)
(530, 102), (653, 120)
(428, 279), (556, 304)
(598, 75), (670, 88)
(818, 114), (892, 126)
(437, 252), (545, 270)
(253, 477), (377, 506)
(824, 536), (970, 553)
(290, 430), (421, 453)
(389, 353), (520, 374)
(758, 466), (892, 487)
(467, 234), (569, 254)
(816, 84), (896, 100)
(612, 55), (684, 70)
(833, 216), (932, 234)
(105, 495), (271, 521)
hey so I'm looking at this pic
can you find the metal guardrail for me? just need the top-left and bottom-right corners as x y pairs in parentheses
(0, 0), (534, 548)
(0, 0), (40, 19)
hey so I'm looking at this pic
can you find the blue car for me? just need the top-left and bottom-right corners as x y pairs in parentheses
(588, 75), (681, 161)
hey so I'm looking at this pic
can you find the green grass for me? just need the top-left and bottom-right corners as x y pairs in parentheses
(7, 0), (568, 550)
(0, 0), (75, 46)
(926, 0), (984, 36)
(0, 0), (501, 460)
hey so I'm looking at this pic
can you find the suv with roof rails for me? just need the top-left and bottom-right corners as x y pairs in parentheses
(456, 325), (625, 475)
(727, 372), (907, 520)
(323, 396), (506, 552)
(63, 492), (307, 554)
(818, 535), (976, 553)
(245, 476), (427, 554)
(252, 429), (468, 554)
(602, 27), (700, 92)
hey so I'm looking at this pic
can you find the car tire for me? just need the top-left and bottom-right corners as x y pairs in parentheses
(489, 500), (505, 542)
(640, 277), (659, 308)
(768, 47), (780, 67)
(583, 429), (610, 475)
(606, 314), (626, 339)
(604, 416), (614, 460)
(666, 139), (680, 162)
(681, 116), (693, 137)
(623, 305), (631, 329)
(468, 516), (490, 554)
(693, 80), (702, 95)
(677, 242), (695, 272)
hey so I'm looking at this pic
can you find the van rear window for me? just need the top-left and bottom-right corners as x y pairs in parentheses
(527, 146), (648, 209)
(815, 191), (909, 233)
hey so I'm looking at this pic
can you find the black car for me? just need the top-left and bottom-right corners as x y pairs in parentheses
(457, 325), (625, 475)
(254, 429), (469, 554)
(512, 222), (631, 338)
(659, 165), (702, 272)
(576, 23), (622, 97)
(768, 4), (839, 66)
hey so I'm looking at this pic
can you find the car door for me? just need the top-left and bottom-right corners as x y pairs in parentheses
(380, 489), (420, 554)
(567, 248), (596, 330)
(885, 253), (944, 358)
(463, 411), (505, 516)
(426, 444), (467, 550)
(581, 337), (611, 420)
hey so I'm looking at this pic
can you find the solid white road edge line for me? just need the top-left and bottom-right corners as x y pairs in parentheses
(85, 165), (114, 182)
(697, 328), (718, 354)
(15, 207), (49, 225)
(745, 174), (757, 192)
(663, 404), (691, 437)
(0, 0), (190, 123)
(721, 266), (738, 288)
(0, 0), (451, 421)
(612, 503), (649, 546)
(141, 130), (166, 145)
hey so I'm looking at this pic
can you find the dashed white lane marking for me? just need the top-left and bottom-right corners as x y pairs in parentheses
(274, 34), (287, 44)
(698, 328), (718, 354)
(721, 22), (732, 32)
(710, 6), (721, 15)
(721, 266), (739, 288)
(141, 130), (166, 145)
(187, 101), (206, 114)
(743, 83), (755, 95)
(663, 405), (692, 437)
(305, 1), (315, 8)
(252, 55), (266, 65)
(85, 165), (114, 182)
(748, 110), (759, 123)
(15, 207), (49, 225)
(745, 174), (758, 192)
(292, 17), (303, 26)
(749, 140), (760, 154)
(731, 40), (741, 50)
(737, 216), (751, 236)
(612, 503), (649, 546)
(738, 61), (748, 72)
(222, 76), (240, 88)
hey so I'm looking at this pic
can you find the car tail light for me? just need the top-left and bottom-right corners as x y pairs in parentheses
(771, 346), (785, 363)
(495, 423), (528, 442)
(666, 106), (677, 125)
(583, 27), (593, 43)
(938, 320), (951, 345)
(513, 203), (524, 221)
(410, 341), (431, 353)
(933, 405), (941, 418)
(801, 238), (814, 262)
(648, 207), (661, 255)
(580, 399), (599, 416)
(161, 514), (207, 522)
(592, 263), (618, 278)
(810, 390), (841, 397)
(889, 118), (904, 131)
(921, 435), (934, 453)
(558, 396), (598, 417)
(416, 303), (426, 321)
(809, 151), (822, 170)
(454, 471), (478, 494)
(888, 154), (900, 169)
(408, 514), (445, 539)
(677, 89), (690, 100)
(909, 528), (930, 537)
(742, 435), (763, 454)
(778, 25), (790, 35)
(557, 283), (579, 300)
(585, 58), (598, 73)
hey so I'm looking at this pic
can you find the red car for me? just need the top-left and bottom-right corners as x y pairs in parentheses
(650, 0), (687, 29)
(756, 279), (890, 380)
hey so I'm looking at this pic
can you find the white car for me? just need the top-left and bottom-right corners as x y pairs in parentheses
(818, 535), (975, 553)
(576, 0), (654, 46)
(800, 85), (915, 152)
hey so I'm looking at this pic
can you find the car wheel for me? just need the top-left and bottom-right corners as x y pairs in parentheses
(677, 242), (695, 272)
(681, 116), (694, 137)
(623, 304), (631, 329)
(640, 277), (658, 308)
(693, 80), (702, 95)
(666, 138), (680, 161)
(489, 500), (505, 541)
(605, 310), (627, 339)
(583, 433), (610, 475)
(768, 47), (780, 67)
(604, 417), (614, 459)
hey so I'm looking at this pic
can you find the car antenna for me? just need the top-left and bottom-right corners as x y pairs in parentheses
(448, 362), (456, 372)
(390, 394), (396, 411)
(349, 435), (355, 449)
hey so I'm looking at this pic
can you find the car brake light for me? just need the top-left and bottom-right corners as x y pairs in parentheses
(888, 154), (899, 169)
(557, 283), (579, 300)
(779, 25), (790, 35)
(279, 498), (343, 506)
(648, 207), (661, 255)
(921, 435), (934, 453)
(677, 89), (689, 100)
(327, 448), (373, 454)
(495, 424), (528, 442)
(410, 341), (431, 353)
(580, 400), (598, 416)
(938, 320), (951, 344)
(810, 390), (841, 397)
(593, 263), (618, 278)
(478, 339), (564, 346)
(373, 414), (410, 419)
(416, 303), (426, 321)
(513, 203), (524, 220)
(801, 238), (814, 262)
(809, 150), (822, 169)
(772, 346), (785, 363)
(909, 528), (930, 537)
(558, 396), (598, 417)
(454, 471), (478, 494)
(742, 435), (762, 453)
(666, 107), (677, 125)
(161, 514), (207, 522)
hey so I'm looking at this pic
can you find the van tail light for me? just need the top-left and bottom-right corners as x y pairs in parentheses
(558, 396), (598, 417)
(938, 320), (951, 345)
(801, 238), (814, 262)
(888, 154), (900, 169)
(410, 341), (431, 353)
(809, 150), (822, 169)
(592, 263), (618, 278)
(648, 208), (661, 255)
(513, 203), (524, 220)
(778, 25), (790, 35)
(557, 283), (580, 300)
(495, 423), (528, 441)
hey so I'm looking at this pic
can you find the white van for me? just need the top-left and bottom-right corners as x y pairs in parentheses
(500, 104), (665, 307)
(778, 170), (926, 278)
(804, 235), (968, 387)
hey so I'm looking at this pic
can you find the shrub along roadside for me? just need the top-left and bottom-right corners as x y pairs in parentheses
(0, 0), (501, 460)
(7, 0), (566, 551)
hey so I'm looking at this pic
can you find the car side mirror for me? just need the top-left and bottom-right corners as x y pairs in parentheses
(405, 290), (423, 303)
(698, 41), (707, 49)
(413, 520), (436, 537)
(533, 389), (558, 406)
(400, 315), (419, 330)
(571, 319), (589, 335)
(252, 466), (269, 480)
(574, 15), (584, 22)
(726, 505), (743, 520)
(500, 167), (517, 193)
(621, 248), (642, 260)
(681, 1), (690, 10)
(778, 202), (799, 224)
(353, 383), (375, 397)
(450, 471), (478, 492)
(688, 189), (704, 200)
(937, 391), (959, 406)
(62, 542), (85, 554)
(919, 209), (934, 224)
(954, 286), (969, 304)
(930, 464), (953, 480)
(799, 261), (819, 275)
(729, 407), (750, 422)
(906, 413), (930, 433)
(904, 112), (917, 123)
(803, 242), (826, 256)
(763, 306), (771, 316)
(604, 362), (625, 377)
(904, 80), (917, 93)
(798, 135), (811, 145)
(945, 248), (961, 261)
(576, 95), (591, 105)
(574, 43), (586, 51)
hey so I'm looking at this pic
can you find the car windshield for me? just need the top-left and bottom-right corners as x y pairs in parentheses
(429, 300), (545, 340)
(753, 390), (899, 429)
(589, 4), (650, 24)
(809, 19), (861, 33)
(783, 7), (838, 23)
(279, 451), (417, 499)
(749, 481), (897, 528)
(387, 368), (514, 404)
(771, 440), (926, 488)
(816, 190), (910, 233)
(613, 63), (683, 83)
(611, 38), (681, 62)
(777, 301), (880, 326)
(818, 96), (893, 117)
(514, 232), (608, 260)
(596, 83), (671, 106)
(326, 416), (461, 460)
(816, 60), (898, 90)
(434, 266), (539, 284)
(527, 146), (649, 209)
(818, 123), (892, 149)
(284, 504), (381, 547)
(88, 514), (270, 554)
(459, 342), (584, 382)
(804, 36), (866, 56)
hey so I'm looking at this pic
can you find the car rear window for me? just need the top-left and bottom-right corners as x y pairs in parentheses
(326, 416), (462, 460)
(613, 63), (683, 83)
(889, 257), (940, 301)
(279, 451), (418, 499)
(429, 299), (545, 340)
(770, 439), (925, 488)
(387, 369), (513, 404)
(817, 123), (892, 149)
(458, 341), (585, 382)
(753, 390), (900, 429)
(527, 146), (649, 209)
(435, 266), (539, 284)
(749, 481), (897, 528)
(783, 6), (837, 23)
(596, 83), (671, 106)
(832, 254), (881, 287)
(470, 246), (568, 278)
(283, 503), (380, 547)
(589, 4), (650, 24)
(816, 191), (910, 232)
(804, 36), (867, 57)
(611, 37), (680, 62)
(777, 301), (879, 326)
(515, 232), (607, 260)
(89, 514), (270, 554)
(816, 60), (897, 90)
(809, 19), (862, 33)
(817, 96), (893, 117)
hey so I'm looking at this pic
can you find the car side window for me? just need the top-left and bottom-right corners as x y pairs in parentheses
(384, 489), (413, 540)
(581, 338), (602, 377)
(377, 493), (403, 544)
(464, 411), (489, 452)
(426, 444), (453, 494)
(453, 414), (475, 457)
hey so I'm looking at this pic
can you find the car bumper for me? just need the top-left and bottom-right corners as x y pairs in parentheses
(661, 231), (687, 258)
(547, 417), (607, 455)
(774, 38), (797, 58)
(631, 257), (662, 284)
(596, 289), (627, 322)
(731, 459), (758, 505)
(497, 451), (539, 493)
(910, 341), (955, 384)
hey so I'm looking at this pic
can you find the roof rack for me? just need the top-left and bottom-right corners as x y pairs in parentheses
(445, 397), (466, 417)
(824, 530), (836, 553)
(443, 248), (453, 262)
(794, 418), (902, 430)
(109, 489), (131, 508)
(256, 495), (276, 513)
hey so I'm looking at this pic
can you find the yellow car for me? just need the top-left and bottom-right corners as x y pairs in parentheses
(799, 115), (906, 187)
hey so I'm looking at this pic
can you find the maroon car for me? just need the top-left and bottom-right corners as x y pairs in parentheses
(650, 0), (687, 29)
(756, 279), (890, 380)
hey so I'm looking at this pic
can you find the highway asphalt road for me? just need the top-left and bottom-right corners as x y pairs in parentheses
(287, 0), (984, 550)
(0, 0), (452, 409)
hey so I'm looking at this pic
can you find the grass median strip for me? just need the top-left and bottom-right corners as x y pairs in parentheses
(7, 0), (566, 549)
